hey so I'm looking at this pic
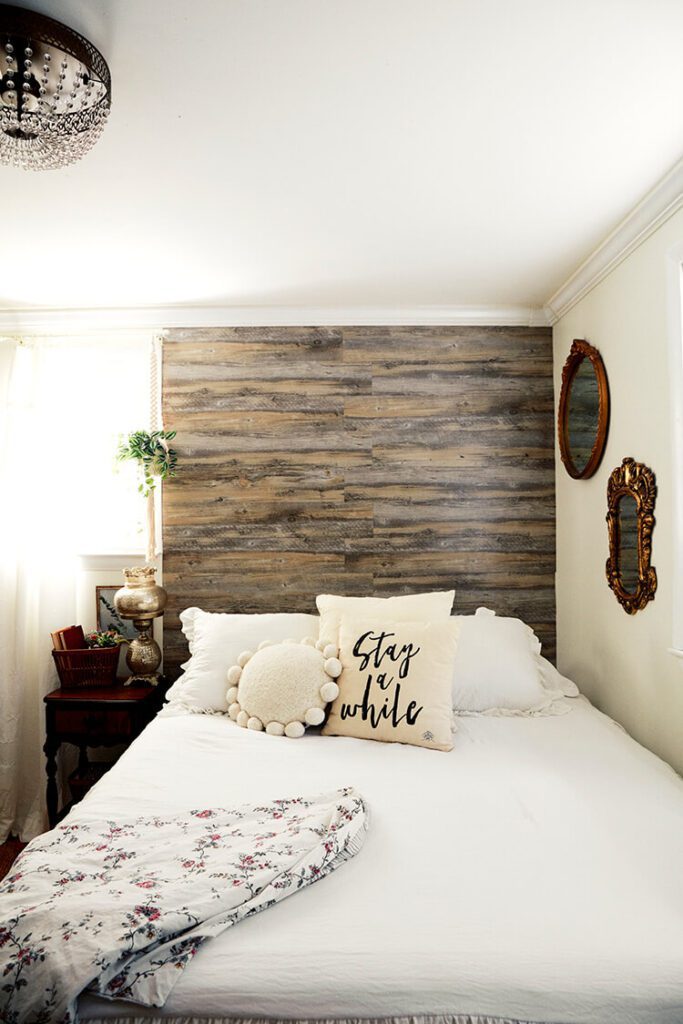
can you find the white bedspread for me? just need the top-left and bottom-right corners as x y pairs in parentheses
(75, 699), (683, 1024)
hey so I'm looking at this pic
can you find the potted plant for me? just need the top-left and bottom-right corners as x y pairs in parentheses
(117, 430), (178, 562)
(85, 630), (127, 648)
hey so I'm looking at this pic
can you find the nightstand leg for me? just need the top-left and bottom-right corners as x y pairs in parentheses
(43, 735), (60, 829)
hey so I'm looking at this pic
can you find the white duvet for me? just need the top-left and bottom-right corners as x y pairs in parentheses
(75, 699), (683, 1024)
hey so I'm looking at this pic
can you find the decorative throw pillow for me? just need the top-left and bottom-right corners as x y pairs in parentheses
(163, 609), (320, 714)
(226, 638), (342, 738)
(316, 590), (455, 647)
(450, 607), (571, 715)
(323, 618), (458, 751)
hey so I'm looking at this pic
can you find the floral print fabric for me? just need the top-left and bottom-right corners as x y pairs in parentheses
(0, 788), (367, 1024)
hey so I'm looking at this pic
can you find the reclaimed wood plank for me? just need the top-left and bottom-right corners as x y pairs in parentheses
(162, 324), (556, 676)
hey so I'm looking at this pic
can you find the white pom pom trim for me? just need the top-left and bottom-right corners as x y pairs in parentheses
(226, 686), (239, 704)
(236, 709), (249, 728)
(266, 721), (285, 736)
(284, 720), (305, 738)
(237, 650), (253, 668)
(247, 716), (263, 731)
(227, 665), (242, 685)
(323, 643), (338, 660)
(228, 702), (240, 720)
(323, 657), (342, 678)
(320, 681), (340, 702)
(305, 706), (325, 726)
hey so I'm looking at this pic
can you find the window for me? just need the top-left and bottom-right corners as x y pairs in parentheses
(2, 334), (154, 559)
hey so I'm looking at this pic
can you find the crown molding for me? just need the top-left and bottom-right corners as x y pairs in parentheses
(545, 156), (683, 325)
(0, 303), (549, 334)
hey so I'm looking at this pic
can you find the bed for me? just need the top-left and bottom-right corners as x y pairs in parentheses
(68, 696), (683, 1024)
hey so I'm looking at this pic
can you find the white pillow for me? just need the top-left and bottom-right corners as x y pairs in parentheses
(451, 608), (571, 715)
(317, 590), (455, 646)
(538, 655), (580, 698)
(163, 609), (320, 714)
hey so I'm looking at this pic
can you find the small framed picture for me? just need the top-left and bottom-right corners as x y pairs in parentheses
(96, 586), (137, 640)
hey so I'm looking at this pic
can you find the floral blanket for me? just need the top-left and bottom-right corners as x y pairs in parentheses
(0, 787), (367, 1024)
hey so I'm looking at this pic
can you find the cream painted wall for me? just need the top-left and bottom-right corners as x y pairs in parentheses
(554, 208), (683, 776)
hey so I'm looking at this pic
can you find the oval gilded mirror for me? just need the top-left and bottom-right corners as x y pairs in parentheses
(606, 458), (657, 614)
(558, 339), (609, 479)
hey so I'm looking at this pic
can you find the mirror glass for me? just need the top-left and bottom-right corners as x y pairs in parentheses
(618, 493), (639, 594)
(567, 357), (600, 475)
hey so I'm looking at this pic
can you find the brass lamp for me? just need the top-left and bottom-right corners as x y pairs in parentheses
(114, 567), (167, 684)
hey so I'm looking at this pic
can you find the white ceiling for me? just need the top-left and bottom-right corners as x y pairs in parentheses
(3, 0), (683, 314)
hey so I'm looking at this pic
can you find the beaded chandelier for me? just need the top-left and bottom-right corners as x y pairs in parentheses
(0, 4), (111, 171)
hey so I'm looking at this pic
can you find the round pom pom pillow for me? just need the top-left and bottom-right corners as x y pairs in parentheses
(226, 638), (342, 738)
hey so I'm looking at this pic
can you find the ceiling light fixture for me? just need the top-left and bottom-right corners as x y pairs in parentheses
(0, 3), (110, 171)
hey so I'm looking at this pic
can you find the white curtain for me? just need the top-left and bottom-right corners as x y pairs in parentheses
(0, 336), (152, 842)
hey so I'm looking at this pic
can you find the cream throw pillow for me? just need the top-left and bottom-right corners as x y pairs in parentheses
(316, 591), (455, 646)
(323, 618), (458, 751)
(226, 639), (341, 738)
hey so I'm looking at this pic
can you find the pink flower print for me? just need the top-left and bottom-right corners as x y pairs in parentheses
(195, 810), (213, 819)
(95, 844), (107, 851)
(182, 860), (195, 869)
(210, 834), (221, 840)
(135, 904), (161, 922)
(136, 880), (155, 888)
(232, 878), (242, 886)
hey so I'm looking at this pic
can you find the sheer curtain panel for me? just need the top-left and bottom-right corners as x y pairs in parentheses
(0, 336), (152, 841)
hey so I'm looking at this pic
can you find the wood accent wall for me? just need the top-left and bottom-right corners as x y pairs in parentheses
(162, 326), (555, 677)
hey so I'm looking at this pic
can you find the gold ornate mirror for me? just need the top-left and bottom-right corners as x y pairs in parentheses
(558, 339), (610, 479)
(605, 458), (657, 614)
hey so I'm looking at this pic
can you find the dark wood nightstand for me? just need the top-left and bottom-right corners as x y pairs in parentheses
(43, 683), (166, 828)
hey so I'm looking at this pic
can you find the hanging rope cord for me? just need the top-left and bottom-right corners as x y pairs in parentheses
(146, 336), (163, 562)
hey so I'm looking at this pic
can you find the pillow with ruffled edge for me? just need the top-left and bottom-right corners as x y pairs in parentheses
(162, 609), (320, 716)
(451, 608), (577, 716)
(227, 637), (342, 738)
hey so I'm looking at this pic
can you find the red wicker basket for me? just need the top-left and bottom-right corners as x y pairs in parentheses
(52, 647), (119, 688)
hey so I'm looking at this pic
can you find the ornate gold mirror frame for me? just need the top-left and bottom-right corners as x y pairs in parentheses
(558, 339), (610, 479)
(605, 458), (657, 614)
